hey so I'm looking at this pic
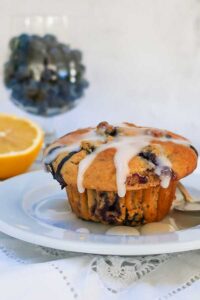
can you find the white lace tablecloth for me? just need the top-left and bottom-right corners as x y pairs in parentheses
(0, 232), (200, 300)
(0, 165), (200, 300)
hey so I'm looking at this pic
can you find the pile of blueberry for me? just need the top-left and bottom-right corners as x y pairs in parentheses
(4, 34), (89, 116)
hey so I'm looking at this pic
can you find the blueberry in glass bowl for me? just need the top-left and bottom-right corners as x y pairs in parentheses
(4, 33), (89, 117)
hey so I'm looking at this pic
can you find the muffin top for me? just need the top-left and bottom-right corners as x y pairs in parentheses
(44, 122), (198, 197)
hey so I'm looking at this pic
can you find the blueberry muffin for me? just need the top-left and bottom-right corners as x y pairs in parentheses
(44, 122), (198, 225)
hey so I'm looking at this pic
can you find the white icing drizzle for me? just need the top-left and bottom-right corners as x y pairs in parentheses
(44, 129), (106, 164)
(44, 124), (191, 197)
(106, 226), (140, 236)
(154, 153), (172, 189)
(76, 227), (90, 234)
(158, 136), (189, 146)
(140, 222), (175, 235)
(113, 136), (152, 197)
(44, 143), (80, 164)
(77, 149), (101, 193)
(78, 135), (152, 196)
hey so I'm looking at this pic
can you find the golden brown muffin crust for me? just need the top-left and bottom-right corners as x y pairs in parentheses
(44, 122), (198, 192)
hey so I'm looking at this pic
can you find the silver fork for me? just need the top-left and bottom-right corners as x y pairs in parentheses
(174, 182), (200, 212)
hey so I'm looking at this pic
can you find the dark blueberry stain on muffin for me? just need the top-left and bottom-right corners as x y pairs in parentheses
(126, 173), (148, 185)
(124, 218), (132, 226)
(172, 170), (177, 180)
(90, 202), (97, 215)
(104, 215), (118, 224)
(139, 152), (177, 182)
(52, 150), (79, 189)
(165, 134), (172, 139)
(124, 211), (145, 226)
(190, 145), (198, 156)
(95, 192), (109, 221)
(131, 213), (140, 223)
(139, 151), (157, 165)
(125, 213), (133, 225)
(44, 145), (66, 175)
(85, 145), (96, 154)
(99, 191), (107, 198)
(138, 175), (148, 184)
(48, 163), (56, 178)
(108, 194), (120, 213)
(96, 192), (121, 223)
(96, 121), (118, 137)
(108, 127), (118, 136)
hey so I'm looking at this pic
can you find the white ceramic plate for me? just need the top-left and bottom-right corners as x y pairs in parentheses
(0, 170), (200, 255)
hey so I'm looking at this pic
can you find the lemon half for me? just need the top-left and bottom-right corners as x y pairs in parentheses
(0, 114), (43, 179)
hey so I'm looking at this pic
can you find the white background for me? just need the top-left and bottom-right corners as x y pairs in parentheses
(1, 0), (200, 150)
